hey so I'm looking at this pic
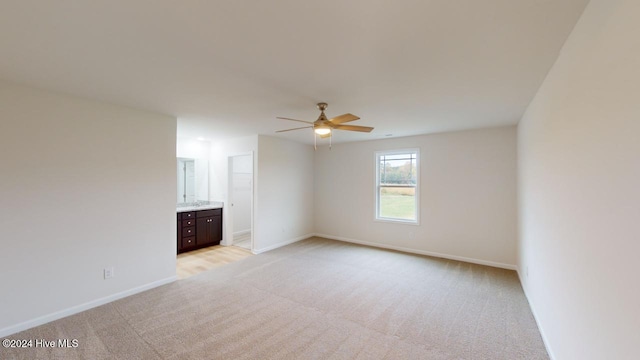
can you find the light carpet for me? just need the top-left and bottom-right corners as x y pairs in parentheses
(1, 237), (548, 359)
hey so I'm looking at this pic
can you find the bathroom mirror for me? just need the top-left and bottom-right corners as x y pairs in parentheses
(177, 157), (208, 204)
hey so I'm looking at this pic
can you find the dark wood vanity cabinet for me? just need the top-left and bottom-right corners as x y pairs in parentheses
(196, 209), (222, 247)
(177, 208), (222, 254)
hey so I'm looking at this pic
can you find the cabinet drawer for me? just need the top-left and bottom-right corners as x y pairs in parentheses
(197, 208), (221, 218)
(180, 212), (195, 220)
(182, 219), (195, 227)
(182, 236), (196, 248)
(182, 226), (195, 237)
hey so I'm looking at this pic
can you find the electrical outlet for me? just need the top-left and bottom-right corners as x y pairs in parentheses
(104, 267), (115, 279)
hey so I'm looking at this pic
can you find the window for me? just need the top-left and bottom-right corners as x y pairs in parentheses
(375, 149), (419, 223)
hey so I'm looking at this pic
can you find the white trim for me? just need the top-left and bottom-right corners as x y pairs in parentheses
(252, 233), (313, 254)
(233, 229), (251, 237)
(517, 268), (556, 360)
(315, 233), (517, 270)
(374, 218), (421, 226)
(0, 276), (177, 338)
(374, 148), (420, 225)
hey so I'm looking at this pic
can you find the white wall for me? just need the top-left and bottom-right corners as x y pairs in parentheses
(0, 81), (177, 336)
(176, 137), (211, 159)
(315, 127), (517, 268)
(254, 135), (315, 253)
(518, 1), (640, 359)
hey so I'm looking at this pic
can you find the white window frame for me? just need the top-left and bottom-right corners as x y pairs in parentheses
(374, 148), (420, 225)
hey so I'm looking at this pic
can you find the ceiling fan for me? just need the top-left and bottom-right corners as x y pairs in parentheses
(276, 103), (373, 148)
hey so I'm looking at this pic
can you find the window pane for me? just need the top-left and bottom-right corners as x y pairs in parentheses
(376, 150), (418, 223)
(379, 186), (416, 221)
(379, 155), (416, 185)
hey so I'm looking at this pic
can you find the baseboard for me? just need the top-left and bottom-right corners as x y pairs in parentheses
(252, 233), (313, 254)
(517, 268), (556, 360)
(314, 233), (517, 271)
(0, 276), (177, 338)
(233, 229), (251, 237)
(220, 230), (251, 246)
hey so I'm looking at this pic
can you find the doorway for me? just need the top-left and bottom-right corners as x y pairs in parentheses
(228, 153), (254, 251)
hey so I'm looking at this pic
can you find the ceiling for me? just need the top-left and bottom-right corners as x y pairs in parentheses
(0, 0), (589, 145)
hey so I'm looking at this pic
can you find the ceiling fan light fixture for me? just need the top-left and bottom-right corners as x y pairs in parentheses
(314, 127), (331, 135)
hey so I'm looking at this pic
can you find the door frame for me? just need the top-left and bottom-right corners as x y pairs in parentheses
(226, 152), (254, 252)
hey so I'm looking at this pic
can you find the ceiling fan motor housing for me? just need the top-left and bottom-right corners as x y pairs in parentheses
(317, 102), (328, 111)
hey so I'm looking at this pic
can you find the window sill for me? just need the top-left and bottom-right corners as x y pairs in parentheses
(374, 217), (420, 226)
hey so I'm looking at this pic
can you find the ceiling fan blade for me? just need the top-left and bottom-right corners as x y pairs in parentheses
(276, 117), (314, 125)
(276, 126), (313, 133)
(333, 124), (374, 133)
(328, 113), (360, 124)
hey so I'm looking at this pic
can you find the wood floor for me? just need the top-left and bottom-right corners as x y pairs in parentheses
(176, 245), (253, 279)
(233, 231), (251, 250)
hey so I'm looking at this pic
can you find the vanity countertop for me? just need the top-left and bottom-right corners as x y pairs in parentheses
(176, 201), (223, 213)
